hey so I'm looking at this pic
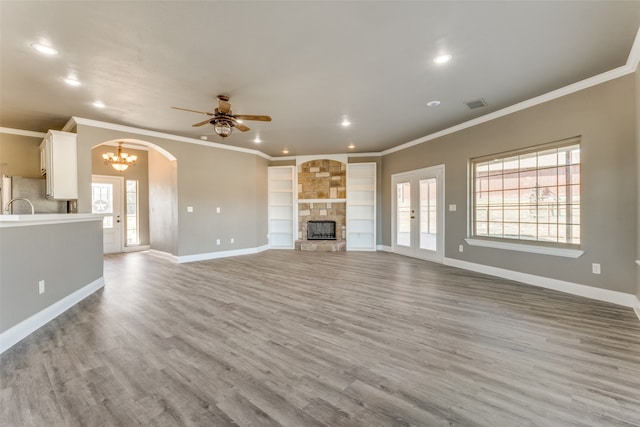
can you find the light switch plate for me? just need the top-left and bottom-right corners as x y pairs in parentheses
(449, 204), (457, 211)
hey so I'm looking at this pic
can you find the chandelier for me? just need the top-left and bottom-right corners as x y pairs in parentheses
(102, 142), (137, 171)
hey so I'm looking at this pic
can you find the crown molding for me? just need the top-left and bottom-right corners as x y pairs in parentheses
(381, 64), (635, 156)
(67, 117), (272, 160)
(0, 127), (47, 138)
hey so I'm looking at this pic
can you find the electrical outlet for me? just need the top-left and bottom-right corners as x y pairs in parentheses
(459, 245), (464, 253)
(38, 280), (45, 294)
(216, 207), (221, 214)
(592, 263), (601, 274)
(230, 237), (234, 244)
(216, 239), (221, 245)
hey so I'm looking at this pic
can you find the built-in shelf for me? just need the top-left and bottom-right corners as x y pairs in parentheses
(268, 166), (296, 249)
(347, 163), (376, 251)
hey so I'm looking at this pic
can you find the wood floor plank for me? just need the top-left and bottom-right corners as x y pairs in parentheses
(2, 250), (640, 426)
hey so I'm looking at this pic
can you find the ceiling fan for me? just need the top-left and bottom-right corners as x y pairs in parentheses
(172, 95), (271, 138)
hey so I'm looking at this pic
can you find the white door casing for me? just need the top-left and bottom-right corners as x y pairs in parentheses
(391, 165), (445, 263)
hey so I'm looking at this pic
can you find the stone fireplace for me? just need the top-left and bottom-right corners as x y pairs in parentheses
(295, 159), (347, 251)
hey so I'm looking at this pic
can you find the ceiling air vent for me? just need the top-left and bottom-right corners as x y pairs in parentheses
(465, 98), (487, 110)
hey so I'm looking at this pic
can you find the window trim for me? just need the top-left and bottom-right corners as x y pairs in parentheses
(465, 237), (584, 258)
(469, 136), (581, 251)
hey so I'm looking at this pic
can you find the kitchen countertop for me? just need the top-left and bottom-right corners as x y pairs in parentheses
(0, 213), (104, 227)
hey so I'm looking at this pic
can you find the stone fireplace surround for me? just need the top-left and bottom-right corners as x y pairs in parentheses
(295, 158), (347, 251)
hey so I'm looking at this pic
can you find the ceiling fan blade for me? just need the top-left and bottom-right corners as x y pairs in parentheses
(192, 118), (213, 127)
(233, 114), (272, 122)
(235, 122), (251, 132)
(217, 96), (232, 114)
(172, 106), (215, 115)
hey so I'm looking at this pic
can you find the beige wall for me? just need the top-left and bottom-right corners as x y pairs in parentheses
(0, 133), (42, 178)
(382, 75), (636, 295)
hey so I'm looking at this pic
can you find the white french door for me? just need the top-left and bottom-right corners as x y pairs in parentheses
(392, 165), (444, 263)
(92, 175), (124, 254)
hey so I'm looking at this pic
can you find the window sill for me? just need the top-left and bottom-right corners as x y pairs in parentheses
(464, 238), (583, 258)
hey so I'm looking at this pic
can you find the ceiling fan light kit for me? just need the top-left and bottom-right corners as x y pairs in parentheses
(213, 120), (233, 137)
(172, 95), (272, 139)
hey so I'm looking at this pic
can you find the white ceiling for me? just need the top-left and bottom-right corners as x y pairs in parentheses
(1, 1), (639, 157)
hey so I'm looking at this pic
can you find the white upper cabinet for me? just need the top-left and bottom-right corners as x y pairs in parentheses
(40, 130), (78, 200)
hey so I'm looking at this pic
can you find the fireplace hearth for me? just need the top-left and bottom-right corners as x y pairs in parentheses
(307, 220), (336, 240)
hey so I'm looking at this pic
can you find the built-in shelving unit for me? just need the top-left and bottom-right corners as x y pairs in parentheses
(267, 166), (296, 248)
(346, 162), (376, 250)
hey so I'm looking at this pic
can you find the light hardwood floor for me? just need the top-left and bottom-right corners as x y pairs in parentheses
(1, 250), (640, 426)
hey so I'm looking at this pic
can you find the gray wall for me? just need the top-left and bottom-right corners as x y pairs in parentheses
(76, 125), (269, 257)
(149, 148), (178, 254)
(636, 67), (640, 302)
(92, 146), (150, 246)
(0, 220), (103, 333)
(382, 75), (637, 295)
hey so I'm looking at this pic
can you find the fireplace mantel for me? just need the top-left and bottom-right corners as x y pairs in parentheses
(297, 198), (346, 204)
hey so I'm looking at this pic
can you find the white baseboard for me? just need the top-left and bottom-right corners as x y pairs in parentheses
(0, 277), (105, 354)
(123, 244), (150, 253)
(148, 249), (178, 262)
(377, 245), (392, 252)
(443, 257), (638, 309)
(177, 244), (270, 263)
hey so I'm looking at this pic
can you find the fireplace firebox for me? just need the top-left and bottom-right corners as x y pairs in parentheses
(307, 220), (336, 240)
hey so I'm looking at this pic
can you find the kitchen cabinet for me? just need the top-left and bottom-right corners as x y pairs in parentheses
(346, 162), (376, 250)
(40, 130), (78, 200)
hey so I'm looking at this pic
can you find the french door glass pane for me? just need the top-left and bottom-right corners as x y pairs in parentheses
(420, 178), (437, 251)
(396, 182), (411, 247)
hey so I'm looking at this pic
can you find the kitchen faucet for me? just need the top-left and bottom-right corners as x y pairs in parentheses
(3, 198), (35, 215)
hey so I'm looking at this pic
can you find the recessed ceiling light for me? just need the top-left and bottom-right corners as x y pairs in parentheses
(254, 136), (262, 144)
(200, 136), (208, 140)
(282, 149), (289, 154)
(341, 118), (351, 127)
(426, 100), (441, 107)
(433, 54), (452, 64)
(348, 143), (355, 149)
(63, 77), (82, 87)
(93, 101), (105, 108)
(31, 43), (59, 56)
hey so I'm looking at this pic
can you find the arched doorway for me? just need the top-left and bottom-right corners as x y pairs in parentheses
(91, 139), (177, 254)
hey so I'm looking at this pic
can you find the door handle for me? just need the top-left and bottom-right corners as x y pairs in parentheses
(410, 216), (415, 219)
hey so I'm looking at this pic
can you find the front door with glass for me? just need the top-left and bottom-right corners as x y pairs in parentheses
(92, 175), (123, 254)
